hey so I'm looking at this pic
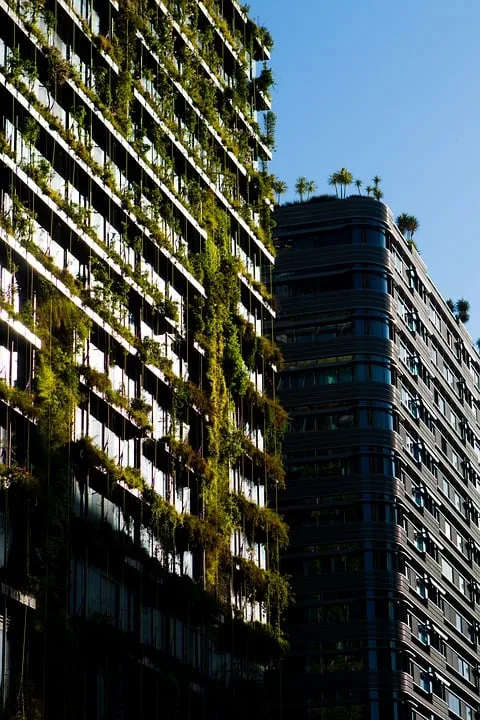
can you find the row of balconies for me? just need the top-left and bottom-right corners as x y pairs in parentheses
(27, 0), (274, 232)
(1, 78), (274, 328)
(0, 8), (274, 283)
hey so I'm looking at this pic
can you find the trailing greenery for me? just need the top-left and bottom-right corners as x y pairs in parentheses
(233, 494), (289, 550)
(74, 433), (288, 619)
(0, 378), (37, 419)
(199, 210), (244, 588)
(3, 0), (279, 261)
(234, 557), (292, 633)
(79, 366), (153, 435)
(0, 4), (288, 704)
(0, 193), (178, 376)
(237, 316), (283, 366)
(242, 438), (286, 489)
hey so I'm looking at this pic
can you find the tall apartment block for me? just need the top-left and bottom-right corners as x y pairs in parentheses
(0, 1), (287, 717)
(275, 197), (480, 720)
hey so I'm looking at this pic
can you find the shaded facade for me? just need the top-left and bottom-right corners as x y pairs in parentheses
(275, 197), (480, 720)
(0, 1), (286, 718)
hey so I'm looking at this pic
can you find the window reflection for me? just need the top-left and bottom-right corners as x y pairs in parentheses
(277, 225), (387, 250)
(280, 359), (392, 388)
(277, 316), (391, 344)
(352, 227), (387, 247)
(291, 406), (394, 433)
(276, 269), (389, 297)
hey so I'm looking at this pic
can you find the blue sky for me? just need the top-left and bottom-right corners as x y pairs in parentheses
(251, 0), (480, 342)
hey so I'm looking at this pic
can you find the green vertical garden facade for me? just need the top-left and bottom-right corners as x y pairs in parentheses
(0, 0), (287, 717)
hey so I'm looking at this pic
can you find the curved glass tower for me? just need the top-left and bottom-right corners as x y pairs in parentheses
(275, 197), (480, 720)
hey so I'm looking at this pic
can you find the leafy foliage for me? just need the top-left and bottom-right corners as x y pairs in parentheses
(396, 213), (419, 240)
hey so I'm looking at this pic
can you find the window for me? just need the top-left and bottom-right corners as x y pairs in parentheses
(400, 341), (409, 366)
(412, 485), (424, 509)
(443, 361), (455, 387)
(458, 573), (468, 597)
(408, 354), (420, 376)
(407, 266), (418, 290)
(451, 450), (459, 470)
(470, 503), (480, 527)
(441, 558), (453, 583)
(454, 492), (463, 513)
(394, 252), (403, 274)
(87, 567), (119, 622)
(417, 319), (429, 344)
(406, 311), (417, 334)
(448, 409), (458, 430)
(418, 624), (429, 645)
(275, 267), (389, 297)
(439, 475), (450, 497)
(447, 691), (460, 716)
(429, 304), (441, 331)
(434, 389), (445, 415)
(420, 672), (432, 694)
(473, 438), (480, 462)
(456, 533), (465, 554)
(73, 0), (92, 21)
(406, 435), (422, 464)
(422, 448), (437, 476)
(397, 296), (408, 321)
(415, 533), (426, 553)
(462, 384), (473, 408)
(352, 227), (387, 247)
(457, 656), (471, 681)
(401, 386), (420, 419)
(448, 606), (474, 642)
(474, 368), (480, 389)
(443, 519), (451, 540)
(290, 402), (394, 433)
(401, 385), (410, 408)
(416, 578), (427, 599)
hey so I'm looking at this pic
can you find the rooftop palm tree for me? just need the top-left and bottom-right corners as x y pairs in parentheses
(372, 175), (381, 188)
(446, 299), (455, 312)
(338, 168), (353, 198)
(328, 173), (339, 198)
(354, 179), (362, 195)
(455, 299), (470, 323)
(406, 215), (419, 239)
(305, 180), (316, 200)
(396, 213), (419, 240)
(365, 185), (373, 197)
(373, 187), (384, 201)
(295, 176), (308, 202)
(396, 213), (410, 236)
(273, 179), (287, 205)
(329, 168), (353, 198)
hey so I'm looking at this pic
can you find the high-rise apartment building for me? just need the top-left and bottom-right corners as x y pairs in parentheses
(275, 197), (480, 720)
(0, 1), (286, 717)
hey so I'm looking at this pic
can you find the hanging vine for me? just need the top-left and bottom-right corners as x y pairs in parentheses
(0, 0), (286, 715)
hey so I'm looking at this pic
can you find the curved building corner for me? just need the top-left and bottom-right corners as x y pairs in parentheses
(275, 197), (480, 720)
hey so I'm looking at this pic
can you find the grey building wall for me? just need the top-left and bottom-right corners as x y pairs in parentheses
(275, 196), (480, 720)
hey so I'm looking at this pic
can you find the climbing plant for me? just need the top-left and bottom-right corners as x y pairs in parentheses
(0, 0), (286, 715)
